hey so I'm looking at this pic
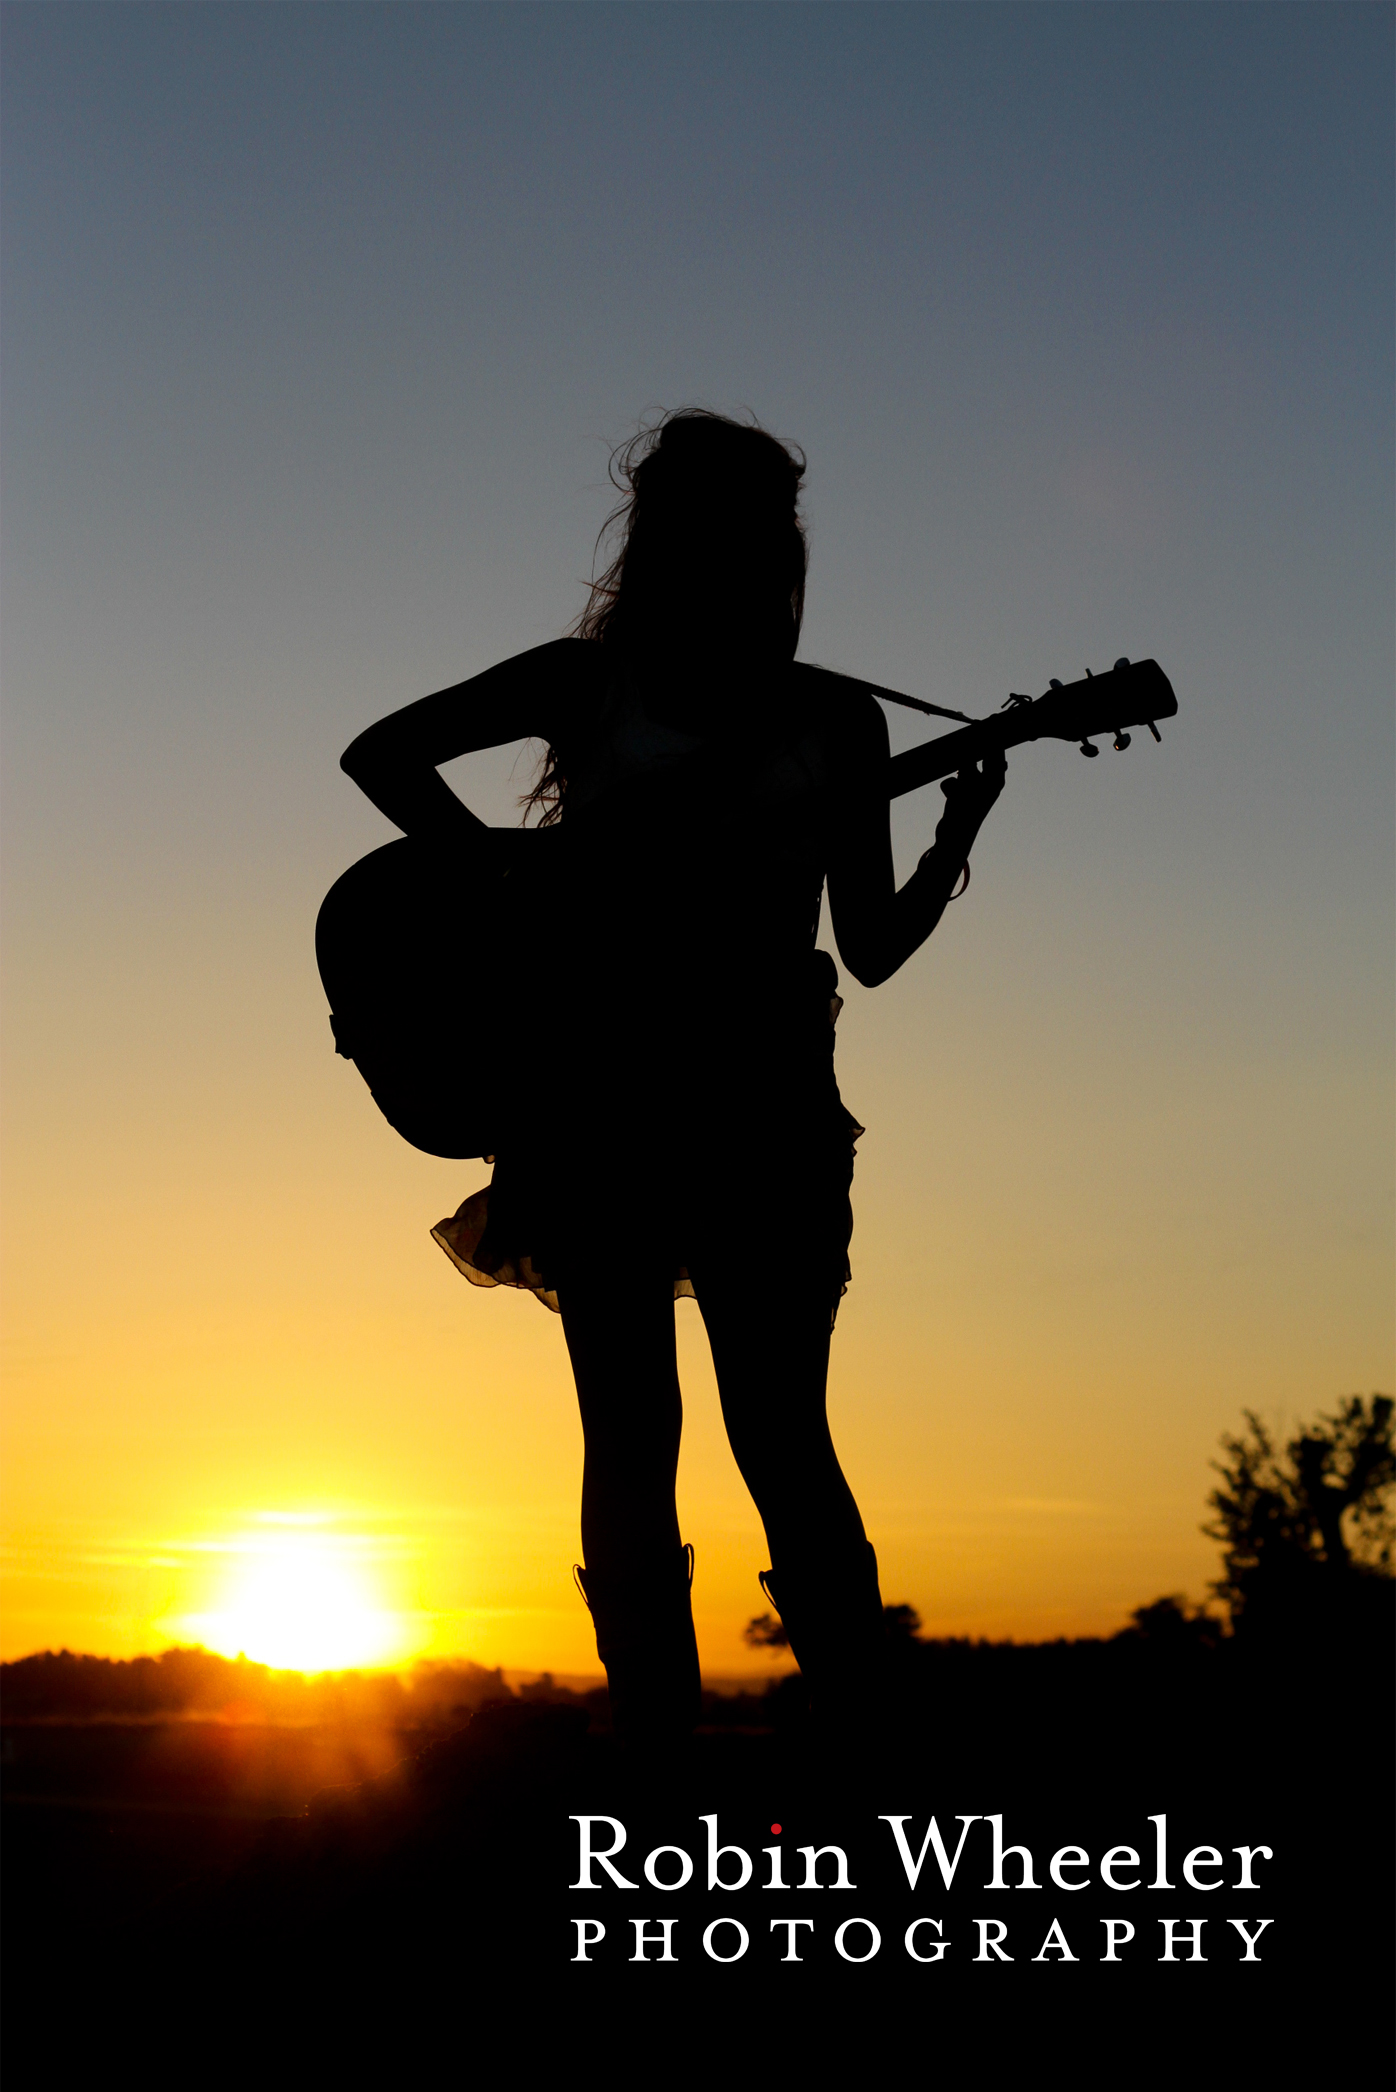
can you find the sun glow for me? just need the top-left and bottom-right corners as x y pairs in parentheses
(181, 1521), (414, 1672)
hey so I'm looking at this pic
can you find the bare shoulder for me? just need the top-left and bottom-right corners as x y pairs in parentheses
(790, 663), (889, 773)
(452, 633), (608, 742)
(344, 635), (608, 775)
(537, 634), (607, 681)
(506, 634), (606, 703)
(524, 635), (607, 732)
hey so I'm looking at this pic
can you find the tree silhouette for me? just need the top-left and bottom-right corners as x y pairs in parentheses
(743, 1611), (790, 1652)
(743, 1601), (924, 1652)
(1204, 1395), (1394, 1641)
(1124, 1595), (1221, 1650)
(881, 1603), (923, 1643)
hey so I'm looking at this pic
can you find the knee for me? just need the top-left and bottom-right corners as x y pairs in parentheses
(728, 1425), (839, 1513)
(579, 1389), (682, 1470)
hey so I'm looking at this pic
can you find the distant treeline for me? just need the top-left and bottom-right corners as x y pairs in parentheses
(0, 1610), (1205, 1722)
(0, 1646), (516, 1724)
(5, 1579), (1391, 1724)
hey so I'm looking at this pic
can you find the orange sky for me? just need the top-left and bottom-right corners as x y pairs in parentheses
(4, 735), (1388, 1674)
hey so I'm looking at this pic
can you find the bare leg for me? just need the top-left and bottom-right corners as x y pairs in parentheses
(557, 1267), (683, 1580)
(687, 1263), (867, 1570)
(555, 1264), (699, 1737)
(688, 1255), (883, 1709)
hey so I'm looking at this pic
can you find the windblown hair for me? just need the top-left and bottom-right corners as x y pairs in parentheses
(525, 409), (808, 824)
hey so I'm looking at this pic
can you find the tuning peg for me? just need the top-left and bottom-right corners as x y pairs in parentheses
(1145, 721), (1162, 743)
(1113, 656), (1131, 671)
(1113, 728), (1132, 751)
(1078, 739), (1099, 758)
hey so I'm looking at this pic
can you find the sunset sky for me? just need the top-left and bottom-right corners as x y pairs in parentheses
(3, 3), (1391, 1677)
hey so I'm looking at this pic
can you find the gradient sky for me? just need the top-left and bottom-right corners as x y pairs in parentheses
(3, 2), (1392, 1674)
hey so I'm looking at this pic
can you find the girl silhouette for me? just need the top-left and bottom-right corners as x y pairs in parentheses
(340, 410), (1004, 1741)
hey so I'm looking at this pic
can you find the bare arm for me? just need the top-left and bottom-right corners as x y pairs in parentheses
(827, 694), (1005, 989)
(339, 638), (603, 849)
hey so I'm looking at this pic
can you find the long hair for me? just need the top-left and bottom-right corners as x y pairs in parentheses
(524, 409), (808, 824)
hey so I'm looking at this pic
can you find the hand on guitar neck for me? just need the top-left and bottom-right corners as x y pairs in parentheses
(919, 746), (1008, 901)
(935, 747), (1008, 850)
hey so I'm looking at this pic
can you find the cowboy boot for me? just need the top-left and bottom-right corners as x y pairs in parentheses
(574, 1542), (702, 1743)
(758, 1540), (886, 1718)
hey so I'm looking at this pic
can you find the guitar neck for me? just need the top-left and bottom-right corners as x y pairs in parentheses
(888, 711), (1030, 801)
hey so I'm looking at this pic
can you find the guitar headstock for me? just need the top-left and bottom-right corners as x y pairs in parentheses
(1007, 657), (1178, 758)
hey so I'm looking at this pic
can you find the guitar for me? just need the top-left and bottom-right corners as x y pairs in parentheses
(317, 655), (1178, 1159)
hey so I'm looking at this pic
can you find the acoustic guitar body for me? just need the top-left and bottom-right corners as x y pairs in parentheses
(315, 831), (552, 1160)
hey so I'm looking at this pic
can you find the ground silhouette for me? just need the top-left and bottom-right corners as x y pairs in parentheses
(6, 1618), (1389, 2070)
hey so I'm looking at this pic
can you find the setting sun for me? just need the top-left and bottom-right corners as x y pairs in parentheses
(179, 1520), (415, 1673)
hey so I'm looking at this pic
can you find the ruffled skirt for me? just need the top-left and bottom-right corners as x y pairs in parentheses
(433, 1091), (863, 1326)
